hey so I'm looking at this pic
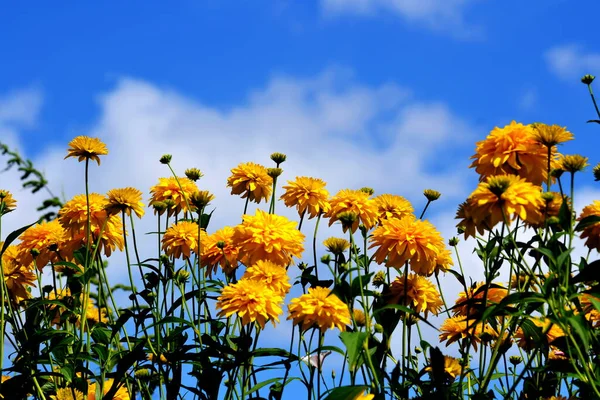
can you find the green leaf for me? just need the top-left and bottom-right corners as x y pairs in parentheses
(0, 219), (40, 257)
(339, 331), (368, 372)
(576, 215), (600, 231)
(247, 377), (286, 395)
(558, 200), (572, 231)
(324, 386), (369, 400)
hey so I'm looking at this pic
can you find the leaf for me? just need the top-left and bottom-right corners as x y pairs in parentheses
(587, 119), (600, 124)
(572, 260), (600, 284)
(324, 386), (370, 400)
(558, 200), (572, 231)
(339, 331), (368, 372)
(0, 219), (40, 257)
(247, 377), (285, 395)
(575, 215), (600, 231)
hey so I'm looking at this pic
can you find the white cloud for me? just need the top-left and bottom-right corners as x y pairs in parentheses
(545, 44), (600, 81)
(320, 0), (482, 38)
(518, 88), (537, 112)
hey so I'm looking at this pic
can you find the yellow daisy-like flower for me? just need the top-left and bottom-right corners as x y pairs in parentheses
(287, 287), (351, 333)
(46, 288), (108, 327)
(243, 260), (291, 295)
(105, 187), (145, 218)
(439, 316), (496, 351)
(233, 210), (305, 267)
(526, 191), (569, 229)
(64, 136), (108, 165)
(87, 379), (130, 400)
(2, 245), (36, 305)
(388, 274), (443, 317)
(324, 189), (378, 233)
(466, 175), (544, 229)
(373, 194), (414, 222)
(559, 154), (588, 173)
(201, 226), (240, 276)
(149, 177), (198, 217)
(227, 162), (273, 204)
(579, 200), (600, 252)
(16, 219), (71, 270)
(531, 123), (574, 148)
(0, 190), (16, 215)
(281, 176), (331, 219)
(162, 221), (207, 259)
(52, 387), (85, 400)
(216, 278), (284, 329)
(515, 318), (565, 351)
(455, 201), (488, 240)
(369, 215), (451, 276)
(581, 294), (600, 328)
(58, 193), (110, 234)
(470, 121), (558, 186)
(453, 283), (507, 317)
(354, 392), (374, 400)
(425, 356), (463, 380)
(323, 237), (351, 255)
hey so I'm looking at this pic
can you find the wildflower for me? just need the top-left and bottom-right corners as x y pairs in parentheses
(369, 215), (451, 276)
(52, 387), (85, 400)
(201, 226), (239, 276)
(58, 193), (112, 234)
(423, 189), (441, 201)
(353, 309), (367, 327)
(578, 201), (600, 252)
(323, 237), (350, 255)
(227, 162), (273, 203)
(453, 283), (508, 317)
(162, 221), (206, 259)
(281, 176), (331, 219)
(530, 123), (573, 148)
(425, 356), (462, 380)
(184, 167), (203, 181)
(455, 201), (489, 239)
(87, 379), (130, 400)
(388, 274), (443, 317)
(64, 136), (108, 165)
(465, 175), (544, 229)
(149, 177), (198, 216)
(190, 190), (215, 210)
(287, 287), (350, 333)
(559, 154), (589, 173)
(439, 316), (497, 351)
(67, 222), (124, 258)
(0, 190), (16, 215)
(243, 260), (291, 296)
(360, 187), (375, 196)
(581, 294), (600, 328)
(216, 278), (284, 328)
(373, 194), (413, 222)
(233, 210), (304, 267)
(325, 189), (378, 233)
(270, 152), (287, 166)
(470, 121), (557, 186)
(337, 212), (358, 232)
(2, 245), (36, 304)
(105, 187), (145, 218)
(509, 355), (522, 366)
(16, 219), (71, 270)
(528, 192), (569, 229)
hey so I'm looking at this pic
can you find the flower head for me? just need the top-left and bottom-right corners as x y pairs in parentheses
(162, 221), (206, 259)
(439, 316), (496, 351)
(87, 379), (130, 400)
(559, 154), (589, 173)
(16, 219), (71, 270)
(201, 226), (240, 276)
(190, 190), (215, 210)
(425, 356), (463, 380)
(105, 187), (145, 218)
(423, 189), (441, 202)
(369, 215), (451, 276)
(323, 237), (350, 255)
(64, 136), (108, 165)
(287, 287), (351, 333)
(470, 121), (558, 185)
(453, 283), (507, 317)
(515, 318), (565, 351)
(149, 177), (198, 217)
(217, 278), (284, 328)
(531, 123), (574, 148)
(388, 274), (443, 317)
(373, 194), (413, 222)
(2, 245), (36, 304)
(455, 201), (488, 239)
(325, 189), (378, 233)
(233, 210), (304, 267)
(281, 176), (331, 219)
(0, 190), (16, 215)
(184, 167), (203, 181)
(578, 200), (600, 252)
(227, 162), (273, 203)
(53, 387), (85, 400)
(243, 260), (291, 296)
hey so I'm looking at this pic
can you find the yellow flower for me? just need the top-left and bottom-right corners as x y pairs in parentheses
(388, 274), (443, 317)
(281, 176), (331, 218)
(2, 245), (36, 304)
(58, 193), (112, 234)
(527, 191), (569, 229)
(16, 219), (71, 270)
(324, 189), (378, 233)
(466, 175), (544, 229)
(579, 200), (600, 252)
(227, 162), (273, 204)
(455, 201), (488, 239)
(425, 356), (463, 380)
(217, 278), (284, 328)
(373, 194), (414, 222)
(233, 210), (304, 267)
(369, 215), (451, 276)
(439, 317), (497, 351)
(581, 294), (600, 328)
(323, 237), (350, 255)
(354, 392), (374, 400)
(287, 287), (350, 333)
(64, 136), (108, 165)
(531, 123), (574, 147)
(0, 190), (16, 215)
(87, 379), (130, 400)
(162, 221), (206, 259)
(353, 309), (367, 327)
(105, 187), (145, 218)
(515, 318), (565, 351)
(453, 283), (507, 317)
(66, 220), (124, 258)
(52, 387), (85, 400)
(46, 288), (108, 327)
(190, 190), (215, 209)
(201, 226), (240, 276)
(470, 121), (558, 186)
(149, 177), (198, 216)
(559, 154), (588, 173)
(243, 260), (291, 296)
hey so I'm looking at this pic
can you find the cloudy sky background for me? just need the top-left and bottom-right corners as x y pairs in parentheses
(2, 0), (600, 397)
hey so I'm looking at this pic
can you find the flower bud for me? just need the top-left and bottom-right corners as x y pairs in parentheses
(270, 152), (287, 165)
(159, 154), (172, 164)
(185, 168), (204, 181)
(448, 237), (459, 247)
(582, 74), (595, 85)
(423, 189), (441, 201)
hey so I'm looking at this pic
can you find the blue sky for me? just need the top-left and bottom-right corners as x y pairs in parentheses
(2, 1), (600, 398)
